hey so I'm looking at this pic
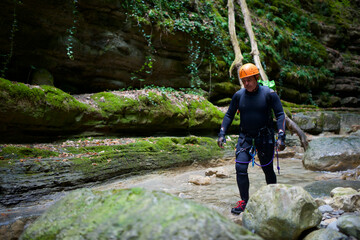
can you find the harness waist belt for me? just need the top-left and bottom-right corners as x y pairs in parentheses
(240, 126), (271, 138)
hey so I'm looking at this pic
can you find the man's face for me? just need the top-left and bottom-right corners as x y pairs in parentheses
(241, 76), (258, 92)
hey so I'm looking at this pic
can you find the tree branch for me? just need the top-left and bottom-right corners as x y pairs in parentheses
(235, 0), (308, 150)
(228, 0), (244, 88)
(237, 0), (268, 81)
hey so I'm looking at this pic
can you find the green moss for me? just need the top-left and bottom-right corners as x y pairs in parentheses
(0, 78), (93, 120)
(22, 188), (257, 240)
(0, 146), (59, 159)
(91, 90), (188, 125)
(91, 92), (138, 117)
(214, 98), (232, 106)
(0, 78), (45, 103)
(281, 100), (318, 109)
(188, 98), (224, 128)
(41, 85), (90, 111)
(59, 136), (223, 175)
(117, 0), (233, 85)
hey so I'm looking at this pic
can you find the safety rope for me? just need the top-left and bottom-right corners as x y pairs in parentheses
(275, 135), (280, 174)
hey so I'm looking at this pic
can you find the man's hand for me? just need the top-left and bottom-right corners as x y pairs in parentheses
(276, 131), (286, 151)
(217, 135), (226, 148)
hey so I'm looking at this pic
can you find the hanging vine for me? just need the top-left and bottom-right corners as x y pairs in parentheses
(1, 1), (21, 78)
(187, 40), (202, 88)
(120, 0), (232, 89)
(65, 0), (79, 60)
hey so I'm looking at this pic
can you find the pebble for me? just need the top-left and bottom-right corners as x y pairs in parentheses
(319, 204), (333, 213)
(319, 206), (359, 232)
(319, 208), (344, 229)
(327, 220), (339, 231)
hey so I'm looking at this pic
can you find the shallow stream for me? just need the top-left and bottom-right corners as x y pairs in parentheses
(0, 146), (341, 226)
(93, 150), (335, 221)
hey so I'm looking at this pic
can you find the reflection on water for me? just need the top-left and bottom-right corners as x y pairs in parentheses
(94, 156), (332, 220)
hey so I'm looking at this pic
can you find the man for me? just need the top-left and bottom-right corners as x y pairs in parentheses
(217, 63), (286, 214)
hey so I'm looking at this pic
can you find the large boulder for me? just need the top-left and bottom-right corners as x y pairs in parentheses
(242, 184), (321, 240)
(0, 136), (225, 206)
(292, 111), (341, 134)
(303, 136), (360, 171)
(303, 228), (348, 240)
(0, 78), (236, 142)
(30, 68), (54, 86)
(330, 187), (360, 212)
(304, 180), (360, 198)
(209, 82), (241, 102)
(340, 113), (360, 134)
(337, 214), (360, 239)
(21, 188), (262, 240)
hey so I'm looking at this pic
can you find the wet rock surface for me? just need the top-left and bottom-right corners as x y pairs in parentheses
(20, 188), (262, 240)
(302, 135), (360, 172)
(336, 214), (360, 239)
(304, 180), (360, 198)
(243, 184), (322, 240)
(2, 132), (360, 239)
(0, 136), (224, 207)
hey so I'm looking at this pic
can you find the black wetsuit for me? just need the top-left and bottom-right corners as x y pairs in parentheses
(219, 84), (285, 203)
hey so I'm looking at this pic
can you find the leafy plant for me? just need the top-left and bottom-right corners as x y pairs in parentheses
(120, 0), (233, 89)
(187, 40), (202, 88)
(65, 0), (78, 60)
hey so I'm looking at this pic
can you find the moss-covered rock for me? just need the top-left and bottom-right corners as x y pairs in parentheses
(0, 78), (98, 141)
(91, 90), (189, 131)
(243, 184), (321, 240)
(0, 146), (59, 159)
(0, 80), (236, 142)
(30, 69), (54, 86)
(21, 188), (262, 240)
(303, 135), (360, 171)
(210, 82), (241, 101)
(0, 136), (227, 206)
(214, 97), (232, 106)
(292, 111), (340, 134)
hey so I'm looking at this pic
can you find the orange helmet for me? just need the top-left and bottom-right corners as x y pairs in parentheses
(238, 63), (259, 79)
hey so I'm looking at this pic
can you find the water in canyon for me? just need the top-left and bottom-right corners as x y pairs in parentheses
(0, 145), (342, 228)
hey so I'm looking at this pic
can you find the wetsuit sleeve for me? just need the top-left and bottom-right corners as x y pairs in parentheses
(219, 92), (240, 137)
(270, 91), (286, 133)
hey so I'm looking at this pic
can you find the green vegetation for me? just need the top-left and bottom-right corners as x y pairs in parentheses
(65, 0), (79, 60)
(41, 85), (89, 111)
(0, 78), (91, 112)
(68, 136), (222, 173)
(21, 188), (256, 240)
(234, 0), (359, 106)
(90, 90), (189, 128)
(1, 136), (224, 175)
(0, 146), (59, 159)
(0, 78), (231, 136)
(119, 0), (234, 86)
(90, 88), (228, 130)
(114, 0), (355, 106)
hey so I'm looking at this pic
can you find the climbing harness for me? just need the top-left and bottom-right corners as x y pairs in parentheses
(249, 139), (257, 167)
(235, 136), (281, 174)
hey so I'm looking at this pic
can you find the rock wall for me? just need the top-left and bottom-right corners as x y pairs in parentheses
(0, 0), (227, 93)
(0, 0), (359, 107)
